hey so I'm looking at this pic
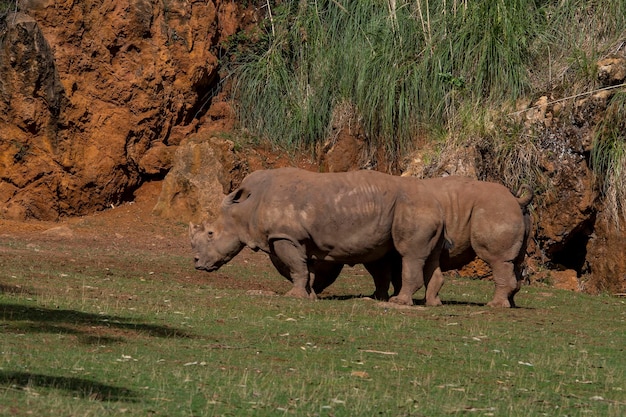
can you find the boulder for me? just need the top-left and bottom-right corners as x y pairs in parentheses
(549, 269), (580, 292)
(153, 136), (246, 223)
(597, 56), (626, 86)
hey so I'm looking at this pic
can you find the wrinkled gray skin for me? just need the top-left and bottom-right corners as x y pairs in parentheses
(393, 176), (533, 308)
(190, 168), (444, 301)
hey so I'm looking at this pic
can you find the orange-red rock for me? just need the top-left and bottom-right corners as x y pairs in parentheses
(1, 1), (243, 220)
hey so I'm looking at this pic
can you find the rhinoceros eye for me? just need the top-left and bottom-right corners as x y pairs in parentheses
(207, 230), (214, 239)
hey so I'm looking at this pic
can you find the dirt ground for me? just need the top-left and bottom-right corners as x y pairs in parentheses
(0, 181), (186, 251)
(0, 181), (285, 294)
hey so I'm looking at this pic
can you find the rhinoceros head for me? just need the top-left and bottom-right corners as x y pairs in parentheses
(189, 219), (244, 272)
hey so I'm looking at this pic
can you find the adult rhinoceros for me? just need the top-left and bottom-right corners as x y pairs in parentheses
(387, 175), (533, 308)
(190, 168), (444, 300)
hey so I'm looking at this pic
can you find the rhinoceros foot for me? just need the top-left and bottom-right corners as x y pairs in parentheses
(371, 291), (390, 301)
(486, 298), (512, 308)
(388, 294), (414, 306)
(285, 287), (316, 300)
(424, 296), (443, 307)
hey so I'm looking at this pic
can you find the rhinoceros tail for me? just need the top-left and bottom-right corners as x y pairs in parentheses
(515, 184), (533, 209)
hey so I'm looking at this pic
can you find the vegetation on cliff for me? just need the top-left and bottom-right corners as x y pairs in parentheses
(591, 91), (626, 225)
(229, 0), (626, 184)
(0, 0), (15, 16)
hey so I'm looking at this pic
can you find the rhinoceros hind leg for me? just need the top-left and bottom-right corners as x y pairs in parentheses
(388, 256), (427, 306)
(424, 267), (444, 306)
(486, 260), (518, 308)
(364, 257), (393, 301)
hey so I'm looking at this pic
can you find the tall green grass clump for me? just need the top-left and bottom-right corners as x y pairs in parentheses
(540, 0), (626, 92)
(591, 91), (626, 226)
(231, 0), (543, 163)
(434, 0), (540, 101)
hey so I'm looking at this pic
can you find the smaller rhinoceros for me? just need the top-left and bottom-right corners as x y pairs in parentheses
(190, 168), (444, 300)
(388, 176), (533, 308)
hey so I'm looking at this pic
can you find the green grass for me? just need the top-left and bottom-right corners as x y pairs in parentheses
(1, 237), (625, 416)
(590, 91), (626, 226)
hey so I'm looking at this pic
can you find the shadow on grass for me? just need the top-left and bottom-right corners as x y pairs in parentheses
(0, 370), (140, 402)
(434, 299), (486, 307)
(318, 294), (379, 301)
(320, 294), (487, 307)
(431, 299), (535, 309)
(0, 284), (37, 296)
(0, 302), (196, 340)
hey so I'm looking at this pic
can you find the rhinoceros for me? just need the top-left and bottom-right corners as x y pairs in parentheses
(387, 176), (533, 308)
(190, 168), (444, 300)
(306, 172), (532, 308)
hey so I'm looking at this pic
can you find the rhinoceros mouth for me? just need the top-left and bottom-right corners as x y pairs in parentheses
(195, 263), (222, 272)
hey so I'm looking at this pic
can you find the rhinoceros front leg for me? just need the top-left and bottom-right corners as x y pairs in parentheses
(364, 250), (403, 300)
(310, 262), (343, 295)
(270, 238), (315, 300)
(390, 239), (443, 306)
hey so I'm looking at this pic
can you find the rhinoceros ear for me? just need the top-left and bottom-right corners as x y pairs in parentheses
(189, 222), (202, 238)
(224, 187), (251, 206)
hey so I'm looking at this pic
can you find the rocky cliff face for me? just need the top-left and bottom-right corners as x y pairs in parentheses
(1, 0), (244, 219)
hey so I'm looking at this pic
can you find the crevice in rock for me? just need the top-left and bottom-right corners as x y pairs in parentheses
(546, 214), (596, 275)
(185, 70), (220, 124)
(140, 168), (169, 182)
(107, 44), (122, 59)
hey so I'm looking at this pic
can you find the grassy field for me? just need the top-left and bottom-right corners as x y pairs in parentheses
(1, 225), (625, 416)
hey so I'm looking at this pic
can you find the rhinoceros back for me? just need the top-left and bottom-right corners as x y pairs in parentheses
(224, 168), (400, 262)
